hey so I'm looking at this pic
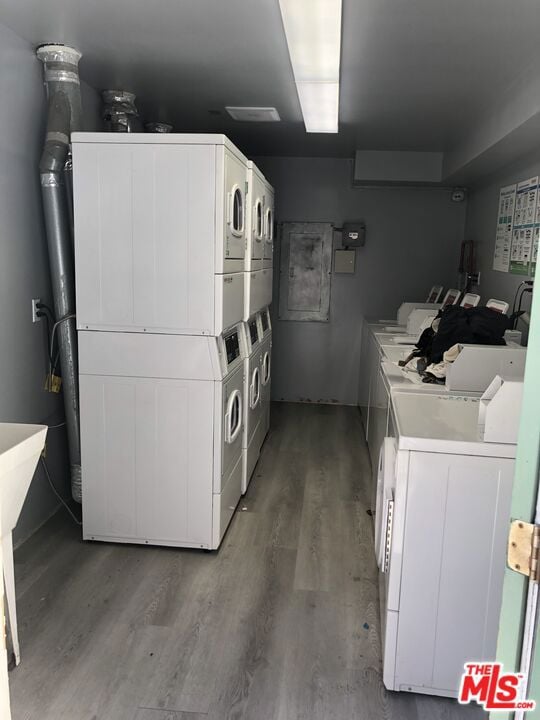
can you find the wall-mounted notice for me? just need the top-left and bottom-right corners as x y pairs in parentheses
(531, 191), (540, 277)
(493, 184), (516, 272)
(510, 176), (538, 274)
(532, 227), (539, 276)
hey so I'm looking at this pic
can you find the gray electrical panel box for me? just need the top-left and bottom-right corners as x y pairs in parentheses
(334, 249), (356, 274)
(342, 221), (366, 247)
(278, 222), (333, 322)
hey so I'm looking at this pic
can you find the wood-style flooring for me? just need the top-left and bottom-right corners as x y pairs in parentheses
(10, 402), (486, 719)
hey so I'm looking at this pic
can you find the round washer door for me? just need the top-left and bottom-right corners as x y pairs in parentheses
(264, 207), (273, 258)
(250, 367), (261, 409)
(261, 351), (271, 385)
(230, 185), (245, 237)
(254, 199), (263, 240)
(225, 388), (243, 443)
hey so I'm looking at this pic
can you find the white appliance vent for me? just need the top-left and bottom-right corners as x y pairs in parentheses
(226, 107), (280, 122)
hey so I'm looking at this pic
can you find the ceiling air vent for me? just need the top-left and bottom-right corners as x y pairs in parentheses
(225, 107), (281, 122)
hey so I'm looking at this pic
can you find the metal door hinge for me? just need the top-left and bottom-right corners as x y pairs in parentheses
(508, 520), (540, 583)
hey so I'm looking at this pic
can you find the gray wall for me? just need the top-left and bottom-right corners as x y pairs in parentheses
(0, 22), (100, 545)
(464, 151), (539, 319)
(255, 157), (467, 405)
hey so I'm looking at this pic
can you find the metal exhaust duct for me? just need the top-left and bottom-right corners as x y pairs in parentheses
(102, 90), (142, 132)
(145, 122), (173, 133)
(37, 44), (83, 502)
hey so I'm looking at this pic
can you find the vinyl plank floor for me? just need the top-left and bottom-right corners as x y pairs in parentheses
(9, 402), (486, 720)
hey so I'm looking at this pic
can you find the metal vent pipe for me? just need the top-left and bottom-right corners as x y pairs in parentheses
(145, 122), (173, 133)
(37, 44), (82, 502)
(102, 90), (142, 132)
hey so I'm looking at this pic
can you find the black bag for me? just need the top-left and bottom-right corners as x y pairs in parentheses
(428, 306), (512, 364)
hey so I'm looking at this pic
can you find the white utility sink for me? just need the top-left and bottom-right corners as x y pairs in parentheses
(0, 423), (47, 666)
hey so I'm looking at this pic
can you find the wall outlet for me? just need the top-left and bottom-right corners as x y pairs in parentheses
(32, 298), (41, 323)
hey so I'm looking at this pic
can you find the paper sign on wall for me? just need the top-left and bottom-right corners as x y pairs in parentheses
(493, 184), (516, 272)
(531, 193), (540, 276)
(509, 176), (538, 274)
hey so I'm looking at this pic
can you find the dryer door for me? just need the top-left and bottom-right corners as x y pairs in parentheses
(375, 437), (396, 571)
(222, 367), (244, 483)
(251, 195), (264, 262)
(249, 366), (261, 409)
(225, 389), (243, 443)
(225, 151), (247, 263)
(264, 205), (274, 264)
(261, 351), (271, 386)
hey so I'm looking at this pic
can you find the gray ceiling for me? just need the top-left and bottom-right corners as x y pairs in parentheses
(2, 0), (540, 157)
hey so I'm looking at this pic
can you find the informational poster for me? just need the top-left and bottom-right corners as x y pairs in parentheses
(531, 227), (539, 276)
(493, 184), (516, 272)
(510, 176), (538, 274)
(531, 192), (540, 277)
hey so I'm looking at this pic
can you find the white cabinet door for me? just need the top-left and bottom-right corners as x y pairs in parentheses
(74, 142), (216, 334)
(80, 374), (214, 547)
(395, 451), (514, 694)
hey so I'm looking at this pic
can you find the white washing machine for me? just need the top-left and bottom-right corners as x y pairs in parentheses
(376, 391), (517, 697)
(263, 178), (274, 269)
(78, 324), (246, 550)
(241, 315), (263, 493)
(258, 306), (272, 439)
(243, 161), (273, 321)
(72, 133), (248, 336)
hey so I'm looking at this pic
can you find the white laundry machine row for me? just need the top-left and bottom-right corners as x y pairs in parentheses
(241, 315), (264, 494)
(359, 308), (438, 419)
(244, 161), (274, 321)
(78, 325), (247, 550)
(375, 389), (518, 697)
(360, 314), (526, 453)
(366, 344), (526, 472)
(72, 133), (249, 336)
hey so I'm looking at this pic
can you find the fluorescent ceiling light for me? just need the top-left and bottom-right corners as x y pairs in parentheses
(296, 82), (339, 133)
(278, 0), (342, 133)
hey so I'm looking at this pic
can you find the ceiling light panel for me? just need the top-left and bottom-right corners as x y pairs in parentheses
(279, 0), (342, 133)
(296, 82), (339, 133)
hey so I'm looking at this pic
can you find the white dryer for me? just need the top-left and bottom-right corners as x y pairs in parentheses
(72, 133), (248, 336)
(243, 161), (273, 321)
(241, 315), (264, 493)
(246, 160), (265, 272)
(78, 324), (246, 550)
(263, 178), (274, 269)
(257, 306), (272, 439)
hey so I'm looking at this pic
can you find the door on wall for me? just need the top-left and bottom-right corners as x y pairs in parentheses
(278, 222), (333, 322)
(494, 272), (540, 720)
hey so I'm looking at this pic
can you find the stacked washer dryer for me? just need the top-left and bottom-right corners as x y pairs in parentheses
(240, 315), (263, 493)
(240, 162), (274, 493)
(72, 133), (251, 549)
(244, 161), (273, 323)
(259, 173), (274, 442)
